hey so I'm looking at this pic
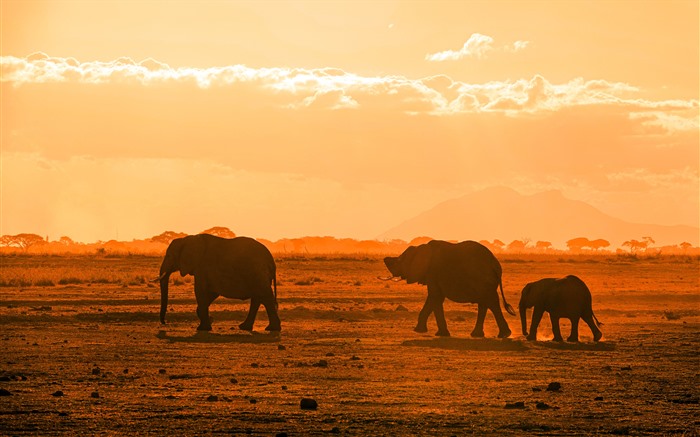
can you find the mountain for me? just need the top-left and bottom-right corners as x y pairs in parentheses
(378, 187), (699, 248)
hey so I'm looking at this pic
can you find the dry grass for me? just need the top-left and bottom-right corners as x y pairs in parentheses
(0, 254), (698, 435)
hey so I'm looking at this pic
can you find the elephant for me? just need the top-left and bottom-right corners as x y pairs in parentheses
(381, 240), (516, 338)
(519, 275), (602, 342)
(157, 234), (281, 332)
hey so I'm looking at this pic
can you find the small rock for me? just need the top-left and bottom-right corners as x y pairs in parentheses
(123, 368), (129, 374)
(207, 395), (219, 402)
(425, 378), (430, 382)
(165, 395), (176, 399)
(532, 387), (542, 392)
(546, 382), (562, 392)
(312, 360), (328, 368)
(350, 355), (361, 361)
(230, 378), (239, 384)
(90, 392), (100, 399)
(395, 305), (409, 312)
(620, 365), (632, 371)
(52, 390), (64, 397)
(277, 345), (286, 351)
(325, 352), (335, 357)
(158, 369), (167, 374)
(595, 396), (604, 401)
(536, 401), (551, 410)
(0, 388), (11, 396)
(249, 398), (257, 404)
(251, 363), (259, 368)
(91, 367), (101, 375)
(276, 433), (288, 437)
(58, 412), (68, 417)
(300, 398), (318, 410)
(505, 401), (526, 409)
(330, 427), (341, 434)
(281, 385), (288, 390)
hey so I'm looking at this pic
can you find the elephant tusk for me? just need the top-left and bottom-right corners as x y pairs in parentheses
(151, 272), (167, 283)
(377, 276), (394, 281)
(391, 277), (403, 282)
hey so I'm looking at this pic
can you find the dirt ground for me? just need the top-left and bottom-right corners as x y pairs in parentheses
(1, 254), (698, 436)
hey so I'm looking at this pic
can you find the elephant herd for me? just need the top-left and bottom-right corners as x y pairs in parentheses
(157, 234), (603, 342)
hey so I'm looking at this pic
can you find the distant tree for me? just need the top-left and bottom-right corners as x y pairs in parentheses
(622, 239), (647, 253)
(200, 226), (236, 239)
(408, 236), (433, 246)
(588, 239), (611, 251)
(0, 233), (46, 251)
(506, 240), (527, 252)
(679, 242), (692, 251)
(150, 231), (188, 245)
(535, 241), (553, 251)
(491, 239), (505, 250)
(58, 236), (75, 246)
(566, 237), (591, 252)
(642, 236), (655, 249)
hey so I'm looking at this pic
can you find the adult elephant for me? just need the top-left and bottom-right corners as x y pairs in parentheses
(519, 275), (602, 342)
(156, 234), (281, 332)
(381, 240), (515, 338)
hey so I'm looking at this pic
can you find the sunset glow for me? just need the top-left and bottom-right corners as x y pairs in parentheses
(2, 1), (698, 245)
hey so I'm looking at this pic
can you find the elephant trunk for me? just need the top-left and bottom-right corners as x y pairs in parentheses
(520, 306), (528, 336)
(159, 271), (171, 325)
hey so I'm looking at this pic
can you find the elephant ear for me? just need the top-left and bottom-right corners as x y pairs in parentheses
(178, 236), (206, 276)
(405, 243), (432, 285)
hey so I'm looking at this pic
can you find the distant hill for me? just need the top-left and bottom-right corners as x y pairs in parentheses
(378, 186), (699, 248)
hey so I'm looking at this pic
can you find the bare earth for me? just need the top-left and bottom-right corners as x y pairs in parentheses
(1, 254), (698, 436)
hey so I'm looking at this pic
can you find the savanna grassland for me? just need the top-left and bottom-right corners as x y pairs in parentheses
(1, 253), (698, 436)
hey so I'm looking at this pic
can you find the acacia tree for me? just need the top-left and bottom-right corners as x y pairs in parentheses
(622, 239), (647, 253)
(200, 226), (236, 239)
(0, 233), (46, 251)
(150, 231), (187, 245)
(506, 240), (527, 252)
(566, 237), (591, 252)
(588, 239), (611, 251)
(535, 241), (553, 251)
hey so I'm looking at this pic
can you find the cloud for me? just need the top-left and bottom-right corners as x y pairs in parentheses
(425, 33), (495, 61)
(2, 54), (696, 127)
(425, 33), (530, 61)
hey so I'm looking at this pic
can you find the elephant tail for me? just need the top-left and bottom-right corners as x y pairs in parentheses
(273, 275), (278, 310)
(592, 312), (603, 327)
(500, 279), (516, 316)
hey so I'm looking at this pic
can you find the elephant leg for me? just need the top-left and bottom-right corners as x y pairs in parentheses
(583, 314), (603, 342)
(431, 296), (450, 337)
(195, 289), (218, 331)
(490, 303), (512, 339)
(470, 304), (487, 338)
(414, 298), (433, 333)
(527, 307), (545, 341)
(550, 313), (563, 342)
(567, 317), (580, 342)
(239, 297), (261, 331)
(262, 293), (281, 332)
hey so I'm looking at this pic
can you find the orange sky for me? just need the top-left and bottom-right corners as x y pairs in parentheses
(1, 1), (698, 243)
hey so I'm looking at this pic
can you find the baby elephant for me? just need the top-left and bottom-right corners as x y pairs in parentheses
(519, 275), (602, 342)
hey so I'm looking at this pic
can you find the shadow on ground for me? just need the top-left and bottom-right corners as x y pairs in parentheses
(534, 341), (616, 351)
(401, 337), (528, 351)
(156, 330), (280, 344)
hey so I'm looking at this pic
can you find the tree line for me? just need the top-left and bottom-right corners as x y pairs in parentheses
(0, 227), (696, 255)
